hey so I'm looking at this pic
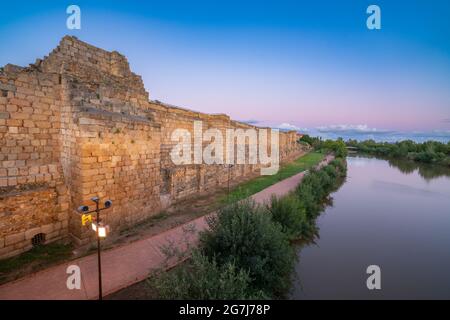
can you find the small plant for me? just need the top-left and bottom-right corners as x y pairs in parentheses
(158, 222), (198, 268)
(150, 250), (266, 299)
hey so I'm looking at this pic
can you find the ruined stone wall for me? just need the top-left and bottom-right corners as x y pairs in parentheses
(41, 36), (162, 245)
(68, 110), (161, 244)
(149, 102), (306, 204)
(0, 36), (306, 258)
(0, 64), (69, 258)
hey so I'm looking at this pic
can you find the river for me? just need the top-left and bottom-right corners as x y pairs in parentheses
(291, 155), (450, 299)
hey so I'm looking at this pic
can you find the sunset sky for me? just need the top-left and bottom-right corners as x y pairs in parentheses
(1, 0), (449, 140)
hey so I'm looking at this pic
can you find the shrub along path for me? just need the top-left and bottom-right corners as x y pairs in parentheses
(0, 154), (334, 300)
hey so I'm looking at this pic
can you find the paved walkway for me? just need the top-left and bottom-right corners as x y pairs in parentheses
(0, 155), (333, 300)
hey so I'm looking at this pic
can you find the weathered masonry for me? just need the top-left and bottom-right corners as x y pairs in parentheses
(0, 36), (307, 258)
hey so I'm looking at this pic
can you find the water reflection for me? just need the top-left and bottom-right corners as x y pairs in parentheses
(291, 156), (450, 300)
(292, 176), (345, 248)
(388, 158), (450, 181)
(354, 154), (450, 181)
(371, 180), (449, 198)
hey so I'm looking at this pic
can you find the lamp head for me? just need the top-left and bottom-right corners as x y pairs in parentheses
(91, 196), (99, 203)
(104, 200), (112, 208)
(97, 223), (110, 238)
(77, 205), (89, 213)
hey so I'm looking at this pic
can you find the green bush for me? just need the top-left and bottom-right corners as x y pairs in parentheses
(299, 134), (322, 149)
(293, 160), (346, 219)
(267, 195), (315, 241)
(321, 138), (348, 157)
(200, 200), (295, 297)
(329, 159), (347, 177)
(294, 180), (320, 219)
(151, 250), (265, 299)
(347, 139), (450, 167)
(322, 163), (338, 179)
(297, 171), (324, 196)
(316, 170), (334, 193)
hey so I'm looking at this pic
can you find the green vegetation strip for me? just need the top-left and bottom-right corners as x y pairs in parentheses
(150, 158), (347, 299)
(224, 152), (325, 202)
(347, 139), (450, 167)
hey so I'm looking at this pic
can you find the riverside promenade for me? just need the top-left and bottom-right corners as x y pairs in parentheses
(0, 155), (334, 300)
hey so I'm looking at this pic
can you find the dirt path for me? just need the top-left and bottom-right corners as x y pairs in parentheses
(0, 155), (334, 300)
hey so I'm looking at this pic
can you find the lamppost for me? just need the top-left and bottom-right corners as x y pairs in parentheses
(77, 197), (112, 300)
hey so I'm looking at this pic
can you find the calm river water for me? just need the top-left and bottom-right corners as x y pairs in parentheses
(291, 155), (450, 299)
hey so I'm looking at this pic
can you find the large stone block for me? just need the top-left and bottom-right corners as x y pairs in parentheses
(5, 232), (25, 246)
(25, 227), (42, 240)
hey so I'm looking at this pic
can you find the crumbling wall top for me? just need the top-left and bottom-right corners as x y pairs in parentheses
(38, 36), (147, 97)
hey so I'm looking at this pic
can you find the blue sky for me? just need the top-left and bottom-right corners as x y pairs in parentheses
(1, 0), (450, 140)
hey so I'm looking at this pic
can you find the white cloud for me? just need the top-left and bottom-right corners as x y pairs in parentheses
(316, 124), (392, 135)
(275, 123), (308, 132)
(411, 130), (450, 138)
(241, 119), (261, 125)
(309, 125), (450, 143)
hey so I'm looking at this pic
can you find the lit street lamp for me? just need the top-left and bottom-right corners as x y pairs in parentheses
(77, 196), (112, 300)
